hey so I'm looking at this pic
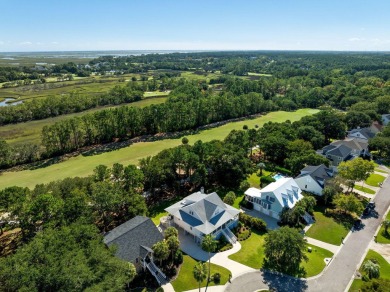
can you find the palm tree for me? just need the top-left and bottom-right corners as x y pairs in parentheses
(362, 260), (380, 279)
(201, 234), (217, 287)
(193, 261), (208, 292)
(257, 162), (265, 176)
(383, 220), (390, 234)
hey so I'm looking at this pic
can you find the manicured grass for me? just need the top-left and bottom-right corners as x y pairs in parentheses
(365, 173), (386, 187)
(228, 230), (333, 277)
(1, 96), (167, 146)
(354, 185), (376, 195)
(229, 230), (266, 269)
(306, 207), (349, 246)
(247, 171), (273, 189)
(349, 250), (390, 291)
(232, 195), (244, 210)
(171, 255), (230, 292)
(303, 245), (333, 277)
(149, 198), (180, 226)
(0, 109), (318, 190)
(376, 210), (390, 244)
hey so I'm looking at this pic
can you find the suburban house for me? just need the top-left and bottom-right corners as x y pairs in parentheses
(347, 127), (375, 140)
(165, 191), (239, 244)
(294, 164), (333, 196)
(103, 216), (167, 285)
(244, 177), (303, 220)
(331, 138), (370, 157)
(321, 144), (354, 168)
(382, 114), (390, 126)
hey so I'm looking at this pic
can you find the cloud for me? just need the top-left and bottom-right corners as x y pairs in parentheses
(0, 41), (4, 45)
(20, 41), (32, 45)
(51, 41), (59, 45)
(348, 37), (365, 42)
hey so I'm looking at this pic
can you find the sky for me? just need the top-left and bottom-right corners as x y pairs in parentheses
(1, 0), (390, 52)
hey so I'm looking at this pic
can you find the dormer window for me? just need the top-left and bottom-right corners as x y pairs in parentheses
(189, 211), (194, 215)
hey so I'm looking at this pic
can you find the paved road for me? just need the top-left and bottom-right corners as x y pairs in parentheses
(225, 173), (390, 292)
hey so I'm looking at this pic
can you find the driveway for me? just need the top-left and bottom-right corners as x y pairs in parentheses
(225, 172), (390, 292)
(244, 208), (279, 230)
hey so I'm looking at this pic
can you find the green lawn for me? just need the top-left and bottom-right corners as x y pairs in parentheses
(229, 230), (266, 269)
(306, 208), (350, 246)
(365, 173), (386, 187)
(171, 255), (230, 292)
(354, 185), (376, 195)
(303, 245), (333, 277)
(375, 168), (388, 174)
(232, 195), (244, 209)
(228, 230), (333, 277)
(349, 250), (390, 291)
(376, 210), (390, 244)
(0, 109), (318, 190)
(149, 198), (180, 226)
(247, 171), (273, 189)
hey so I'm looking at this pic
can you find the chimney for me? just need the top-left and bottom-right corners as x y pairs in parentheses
(200, 187), (204, 194)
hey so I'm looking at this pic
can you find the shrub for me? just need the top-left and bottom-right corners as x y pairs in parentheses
(240, 199), (253, 209)
(223, 191), (236, 206)
(213, 273), (221, 284)
(239, 181), (250, 193)
(239, 213), (267, 232)
(173, 250), (183, 266)
(238, 229), (251, 241)
(275, 166), (292, 175)
(260, 176), (276, 185)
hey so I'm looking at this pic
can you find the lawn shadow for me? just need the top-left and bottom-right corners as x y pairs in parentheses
(261, 269), (308, 292)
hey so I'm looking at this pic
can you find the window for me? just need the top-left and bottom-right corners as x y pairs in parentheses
(305, 185), (307, 189)
(135, 258), (139, 263)
(268, 204), (271, 210)
(270, 197), (275, 202)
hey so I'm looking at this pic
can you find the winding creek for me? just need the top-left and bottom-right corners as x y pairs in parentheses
(0, 98), (24, 107)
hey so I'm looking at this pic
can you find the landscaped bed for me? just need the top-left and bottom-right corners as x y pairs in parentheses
(376, 210), (390, 244)
(171, 255), (231, 292)
(349, 250), (390, 291)
(305, 207), (350, 246)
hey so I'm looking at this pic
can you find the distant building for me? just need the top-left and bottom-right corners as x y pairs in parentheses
(294, 164), (333, 196)
(347, 127), (375, 140)
(382, 114), (390, 126)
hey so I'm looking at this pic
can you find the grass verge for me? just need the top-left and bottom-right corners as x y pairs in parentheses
(171, 255), (230, 292)
(376, 210), (390, 244)
(354, 185), (376, 195)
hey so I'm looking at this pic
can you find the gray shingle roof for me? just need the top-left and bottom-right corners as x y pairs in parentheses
(296, 164), (333, 187)
(165, 192), (240, 235)
(326, 144), (352, 159)
(103, 216), (163, 263)
(348, 127), (375, 139)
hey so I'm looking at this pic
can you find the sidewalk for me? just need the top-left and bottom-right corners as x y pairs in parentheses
(304, 236), (340, 254)
(370, 241), (390, 263)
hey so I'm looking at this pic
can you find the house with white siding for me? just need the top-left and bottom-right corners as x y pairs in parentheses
(165, 191), (239, 244)
(294, 164), (333, 196)
(244, 177), (303, 220)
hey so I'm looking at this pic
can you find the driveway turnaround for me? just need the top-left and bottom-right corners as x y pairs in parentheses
(225, 173), (390, 292)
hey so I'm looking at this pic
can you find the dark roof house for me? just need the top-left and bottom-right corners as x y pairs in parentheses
(347, 127), (375, 140)
(103, 216), (163, 264)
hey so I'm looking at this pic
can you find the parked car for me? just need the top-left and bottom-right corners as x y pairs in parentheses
(354, 219), (362, 229)
(367, 201), (375, 210)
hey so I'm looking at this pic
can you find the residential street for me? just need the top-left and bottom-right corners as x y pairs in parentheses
(225, 173), (390, 292)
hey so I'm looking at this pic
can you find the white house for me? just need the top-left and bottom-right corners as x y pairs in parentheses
(165, 191), (239, 244)
(294, 164), (333, 196)
(244, 177), (303, 220)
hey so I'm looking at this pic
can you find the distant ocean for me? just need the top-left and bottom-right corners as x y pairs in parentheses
(0, 50), (204, 59)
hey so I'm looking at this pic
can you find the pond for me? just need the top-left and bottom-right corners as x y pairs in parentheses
(0, 98), (24, 107)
